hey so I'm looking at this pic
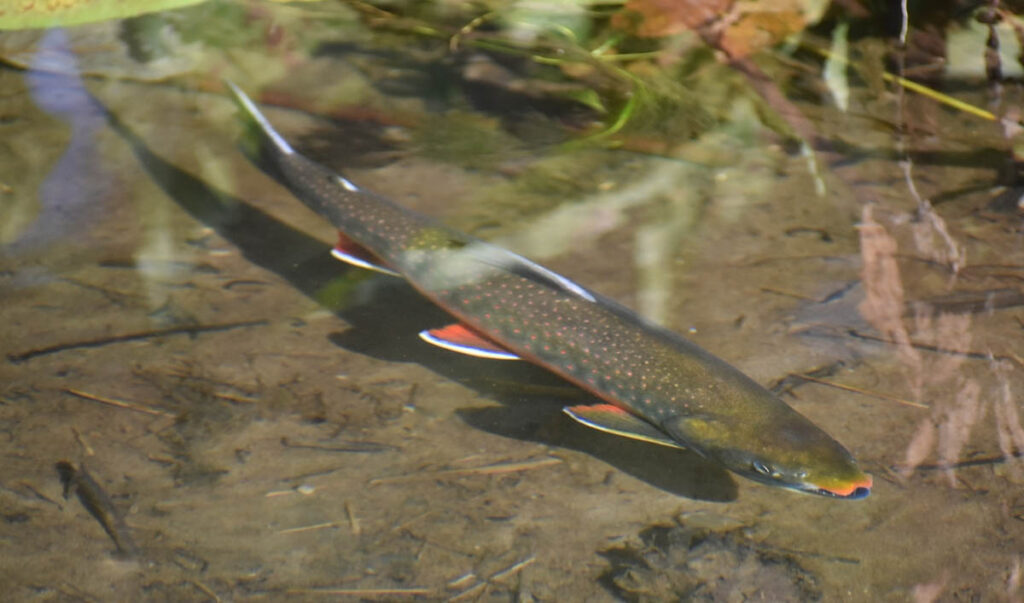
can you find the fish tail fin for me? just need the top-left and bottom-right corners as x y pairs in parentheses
(224, 80), (295, 177)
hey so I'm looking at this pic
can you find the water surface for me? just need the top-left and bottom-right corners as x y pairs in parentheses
(1, 3), (1022, 600)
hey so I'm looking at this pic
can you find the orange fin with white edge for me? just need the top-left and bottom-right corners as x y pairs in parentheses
(564, 404), (684, 449)
(331, 232), (400, 276)
(419, 324), (520, 360)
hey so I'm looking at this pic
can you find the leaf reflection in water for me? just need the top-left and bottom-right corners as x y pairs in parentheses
(856, 205), (1024, 484)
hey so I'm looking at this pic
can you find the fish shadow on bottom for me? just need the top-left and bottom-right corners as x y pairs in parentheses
(323, 280), (737, 501)
(457, 405), (737, 502)
(319, 281), (735, 501)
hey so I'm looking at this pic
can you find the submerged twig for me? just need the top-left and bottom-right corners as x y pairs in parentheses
(8, 480), (61, 507)
(189, 580), (221, 603)
(449, 556), (537, 601)
(344, 501), (361, 536)
(71, 427), (95, 456)
(277, 521), (339, 535)
(794, 374), (927, 409)
(489, 556), (536, 582)
(63, 388), (176, 418)
(8, 319), (268, 363)
(211, 392), (258, 404)
(281, 437), (397, 454)
(843, 328), (1022, 367)
(446, 572), (476, 590)
(754, 543), (859, 565)
(897, 449), (1024, 472)
(803, 42), (1011, 124)
(448, 581), (487, 602)
(797, 326), (1024, 368)
(286, 587), (433, 597)
(905, 288), (1024, 316)
(390, 509), (438, 533)
(369, 456), (562, 486)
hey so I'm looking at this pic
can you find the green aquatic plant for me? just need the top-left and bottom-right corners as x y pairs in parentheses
(412, 110), (522, 170)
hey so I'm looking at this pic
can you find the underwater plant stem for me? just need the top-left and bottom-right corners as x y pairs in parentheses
(803, 43), (1002, 122)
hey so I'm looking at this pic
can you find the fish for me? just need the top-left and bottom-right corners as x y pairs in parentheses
(225, 82), (872, 499)
(56, 461), (139, 556)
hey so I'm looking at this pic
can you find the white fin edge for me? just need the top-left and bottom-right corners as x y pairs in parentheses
(418, 329), (521, 360)
(516, 254), (597, 303)
(224, 80), (295, 155)
(330, 248), (401, 276)
(562, 407), (684, 449)
(472, 244), (597, 304)
(336, 176), (360, 192)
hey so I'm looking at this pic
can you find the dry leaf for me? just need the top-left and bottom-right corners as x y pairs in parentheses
(613, 0), (733, 38)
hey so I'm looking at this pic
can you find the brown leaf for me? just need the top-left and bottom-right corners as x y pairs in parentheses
(613, 0), (733, 38)
(718, 9), (806, 58)
(614, 0), (812, 59)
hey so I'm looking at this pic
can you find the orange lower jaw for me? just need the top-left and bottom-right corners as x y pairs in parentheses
(816, 473), (873, 498)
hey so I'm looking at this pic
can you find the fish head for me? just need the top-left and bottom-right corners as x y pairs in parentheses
(665, 413), (872, 499)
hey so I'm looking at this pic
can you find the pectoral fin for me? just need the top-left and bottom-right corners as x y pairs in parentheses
(332, 232), (400, 276)
(419, 324), (521, 360)
(563, 404), (684, 449)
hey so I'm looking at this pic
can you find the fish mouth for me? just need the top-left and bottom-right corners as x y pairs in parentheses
(797, 474), (873, 500)
(806, 485), (871, 500)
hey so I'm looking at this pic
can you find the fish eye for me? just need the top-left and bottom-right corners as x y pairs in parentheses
(752, 460), (785, 480)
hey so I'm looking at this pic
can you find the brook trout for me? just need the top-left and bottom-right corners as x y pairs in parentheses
(226, 82), (871, 499)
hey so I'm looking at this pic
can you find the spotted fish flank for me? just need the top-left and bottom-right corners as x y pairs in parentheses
(226, 82), (872, 499)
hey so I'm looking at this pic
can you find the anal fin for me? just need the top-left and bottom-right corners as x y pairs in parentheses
(419, 324), (520, 360)
(564, 404), (683, 449)
(332, 232), (400, 276)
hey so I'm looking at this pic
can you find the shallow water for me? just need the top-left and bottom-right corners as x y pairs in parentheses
(1, 3), (1022, 600)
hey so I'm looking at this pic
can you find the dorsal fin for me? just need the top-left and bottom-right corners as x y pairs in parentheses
(469, 244), (596, 303)
(224, 80), (295, 156)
